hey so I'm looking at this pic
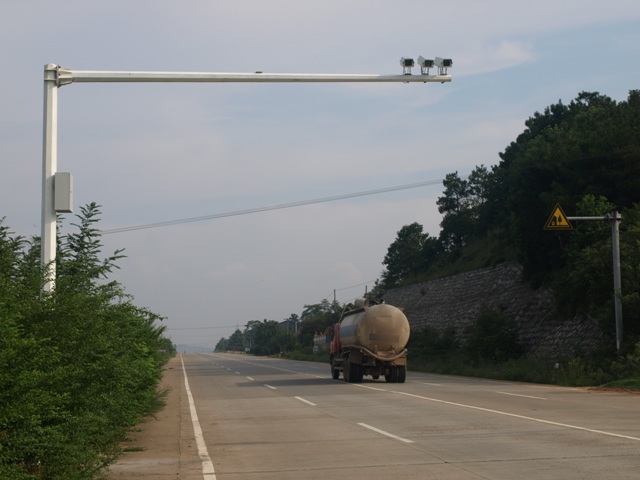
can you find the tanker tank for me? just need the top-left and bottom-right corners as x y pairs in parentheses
(338, 303), (410, 355)
(330, 299), (410, 384)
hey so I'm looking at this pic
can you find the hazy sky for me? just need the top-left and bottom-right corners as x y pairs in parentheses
(2, 1), (639, 348)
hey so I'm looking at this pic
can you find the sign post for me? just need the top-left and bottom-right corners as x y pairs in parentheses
(545, 205), (623, 354)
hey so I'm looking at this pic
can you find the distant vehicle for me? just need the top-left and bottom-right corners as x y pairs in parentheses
(330, 298), (410, 383)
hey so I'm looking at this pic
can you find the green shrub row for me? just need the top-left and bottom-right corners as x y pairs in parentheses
(0, 204), (175, 480)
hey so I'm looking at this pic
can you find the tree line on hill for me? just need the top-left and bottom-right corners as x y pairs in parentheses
(375, 90), (640, 351)
(0, 203), (175, 480)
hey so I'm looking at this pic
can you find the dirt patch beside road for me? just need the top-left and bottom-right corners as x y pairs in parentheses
(107, 356), (202, 479)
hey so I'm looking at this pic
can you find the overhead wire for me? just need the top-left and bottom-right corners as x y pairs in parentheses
(100, 177), (444, 235)
(103, 177), (447, 338)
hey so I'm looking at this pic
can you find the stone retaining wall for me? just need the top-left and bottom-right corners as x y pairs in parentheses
(381, 263), (603, 359)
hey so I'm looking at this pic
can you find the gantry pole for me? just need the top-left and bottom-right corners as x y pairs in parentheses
(41, 63), (452, 293)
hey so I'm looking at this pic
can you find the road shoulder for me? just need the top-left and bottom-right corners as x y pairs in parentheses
(107, 355), (202, 479)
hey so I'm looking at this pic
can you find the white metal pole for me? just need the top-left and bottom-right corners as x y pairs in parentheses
(41, 64), (59, 293)
(41, 64), (452, 293)
(55, 68), (451, 85)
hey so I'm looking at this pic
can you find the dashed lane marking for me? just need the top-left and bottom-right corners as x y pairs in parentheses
(358, 423), (414, 444)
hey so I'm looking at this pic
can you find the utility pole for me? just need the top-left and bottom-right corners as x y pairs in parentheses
(41, 60), (452, 293)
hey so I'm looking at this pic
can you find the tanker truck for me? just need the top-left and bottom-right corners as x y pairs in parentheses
(330, 298), (410, 383)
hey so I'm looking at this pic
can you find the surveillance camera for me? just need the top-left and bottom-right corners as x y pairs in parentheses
(400, 57), (414, 75)
(400, 57), (415, 68)
(417, 56), (435, 68)
(434, 57), (453, 68)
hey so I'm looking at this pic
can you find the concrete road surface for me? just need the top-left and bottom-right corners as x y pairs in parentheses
(109, 353), (640, 479)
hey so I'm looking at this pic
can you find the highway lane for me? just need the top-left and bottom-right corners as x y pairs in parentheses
(181, 353), (640, 479)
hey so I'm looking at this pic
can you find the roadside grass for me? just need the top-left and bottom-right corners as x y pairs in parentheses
(282, 349), (640, 390)
(602, 378), (640, 390)
(281, 351), (328, 363)
(121, 447), (146, 453)
(408, 356), (560, 384)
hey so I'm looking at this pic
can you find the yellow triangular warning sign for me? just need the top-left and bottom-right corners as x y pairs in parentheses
(544, 203), (573, 230)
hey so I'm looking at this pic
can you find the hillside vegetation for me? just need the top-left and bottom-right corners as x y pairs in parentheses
(375, 91), (640, 348)
(0, 204), (175, 480)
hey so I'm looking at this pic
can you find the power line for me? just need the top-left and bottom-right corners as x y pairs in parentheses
(334, 279), (377, 292)
(100, 178), (444, 235)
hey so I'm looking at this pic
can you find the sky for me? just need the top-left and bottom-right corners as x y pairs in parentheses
(2, 1), (639, 349)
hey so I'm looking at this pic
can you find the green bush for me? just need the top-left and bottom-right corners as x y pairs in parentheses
(407, 325), (459, 361)
(462, 308), (524, 364)
(0, 205), (173, 479)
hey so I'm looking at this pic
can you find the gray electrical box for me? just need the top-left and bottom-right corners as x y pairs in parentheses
(54, 172), (73, 213)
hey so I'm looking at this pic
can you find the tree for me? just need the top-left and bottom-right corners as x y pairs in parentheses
(437, 166), (491, 251)
(486, 91), (640, 284)
(380, 222), (440, 289)
(241, 319), (297, 355)
(557, 195), (615, 318)
(226, 329), (245, 351)
(57, 203), (125, 293)
(619, 203), (640, 342)
(297, 300), (341, 350)
(214, 337), (229, 352)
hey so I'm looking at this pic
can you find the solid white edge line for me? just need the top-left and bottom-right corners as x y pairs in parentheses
(358, 423), (414, 444)
(181, 355), (217, 479)
(394, 390), (640, 442)
(294, 396), (317, 406)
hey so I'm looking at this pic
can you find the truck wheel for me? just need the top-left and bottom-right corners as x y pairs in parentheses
(353, 364), (364, 383)
(343, 358), (350, 382)
(397, 366), (406, 383)
(385, 366), (398, 383)
(348, 362), (357, 383)
(344, 359), (362, 383)
(331, 364), (340, 380)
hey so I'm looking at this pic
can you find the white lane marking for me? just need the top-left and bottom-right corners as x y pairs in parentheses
(204, 353), (314, 376)
(358, 423), (414, 444)
(497, 391), (546, 400)
(353, 384), (387, 392)
(414, 382), (442, 387)
(234, 372), (241, 375)
(264, 384), (277, 390)
(294, 396), (317, 406)
(181, 356), (217, 480)
(246, 376), (254, 381)
(390, 389), (640, 442)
